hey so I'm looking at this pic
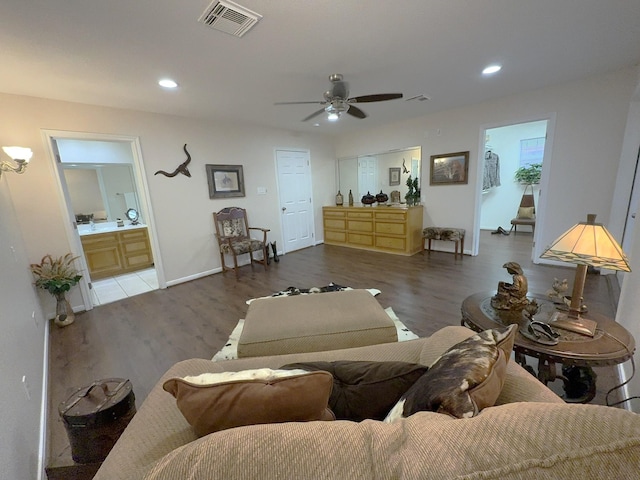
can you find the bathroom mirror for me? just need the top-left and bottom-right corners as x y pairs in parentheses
(62, 164), (141, 223)
(338, 146), (421, 203)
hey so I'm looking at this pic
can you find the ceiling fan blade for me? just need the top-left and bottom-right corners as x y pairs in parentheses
(274, 101), (325, 105)
(301, 108), (326, 122)
(347, 105), (367, 119)
(348, 93), (403, 103)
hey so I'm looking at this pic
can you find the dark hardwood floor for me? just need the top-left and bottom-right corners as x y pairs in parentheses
(47, 230), (623, 472)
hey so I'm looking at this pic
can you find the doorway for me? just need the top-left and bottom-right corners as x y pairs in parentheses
(474, 116), (555, 258)
(44, 130), (164, 311)
(275, 149), (315, 254)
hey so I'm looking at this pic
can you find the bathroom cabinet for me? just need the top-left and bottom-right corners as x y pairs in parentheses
(81, 227), (153, 279)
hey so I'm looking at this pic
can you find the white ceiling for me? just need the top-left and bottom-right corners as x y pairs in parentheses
(1, 1), (639, 134)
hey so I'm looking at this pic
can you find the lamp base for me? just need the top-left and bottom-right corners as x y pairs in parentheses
(549, 311), (597, 337)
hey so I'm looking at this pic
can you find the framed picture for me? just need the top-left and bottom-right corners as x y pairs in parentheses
(429, 151), (470, 185)
(389, 167), (401, 186)
(206, 164), (245, 198)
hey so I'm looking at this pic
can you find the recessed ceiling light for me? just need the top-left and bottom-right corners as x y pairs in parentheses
(482, 65), (502, 75)
(158, 79), (178, 89)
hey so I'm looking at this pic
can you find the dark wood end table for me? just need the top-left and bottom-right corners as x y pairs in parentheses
(461, 291), (635, 403)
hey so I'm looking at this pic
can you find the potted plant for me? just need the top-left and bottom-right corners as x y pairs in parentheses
(405, 176), (421, 205)
(514, 163), (542, 185)
(30, 253), (82, 327)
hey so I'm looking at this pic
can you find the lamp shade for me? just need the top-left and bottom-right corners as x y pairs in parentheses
(540, 214), (631, 272)
(2, 146), (33, 162)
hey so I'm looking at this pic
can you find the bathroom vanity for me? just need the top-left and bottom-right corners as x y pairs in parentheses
(78, 223), (153, 279)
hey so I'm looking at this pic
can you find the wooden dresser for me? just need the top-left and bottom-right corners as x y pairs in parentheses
(323, 205), (423, 255)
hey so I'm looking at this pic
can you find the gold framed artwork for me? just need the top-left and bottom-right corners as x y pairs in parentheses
(206, 164), (245, 198)
(429, 151), (470, 185)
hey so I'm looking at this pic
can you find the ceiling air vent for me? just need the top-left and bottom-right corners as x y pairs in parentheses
(198, 0), (262, 38)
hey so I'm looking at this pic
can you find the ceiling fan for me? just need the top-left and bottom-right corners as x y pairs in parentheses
(274, 74), (403, 122)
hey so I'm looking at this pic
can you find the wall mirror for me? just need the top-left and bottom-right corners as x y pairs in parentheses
(63, 164), (141, 223)
(338, 146), (421, 203)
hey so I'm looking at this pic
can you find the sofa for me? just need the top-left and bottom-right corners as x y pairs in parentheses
(94, 325), (640, 479)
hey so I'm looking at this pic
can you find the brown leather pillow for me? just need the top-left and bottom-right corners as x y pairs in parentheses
(281, 361), (429, 421)
(163, 369), (335, 437)
(385, 325), (517, 421)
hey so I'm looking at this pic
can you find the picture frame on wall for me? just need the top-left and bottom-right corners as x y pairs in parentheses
(389, 167), (401, 186)
(429, 151), (470, 185)
(206, 164), (245, 198)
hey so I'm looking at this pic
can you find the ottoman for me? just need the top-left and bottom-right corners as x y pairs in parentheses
(237, 289), (398, 358)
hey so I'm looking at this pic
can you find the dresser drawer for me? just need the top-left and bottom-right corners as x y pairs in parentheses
(376, 222), (406, 235)
(325, 230), (347, 243)
(376, 236), (406, 251)
(323, 209), (346, 218)
(375, 211), (406, 222)
(324, 218), (346, 230)
(347, 211), (373, 219)
(348, 220), (373, 233)
(348, 233), (374, 246)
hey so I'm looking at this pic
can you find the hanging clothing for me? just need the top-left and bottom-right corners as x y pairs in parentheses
(483, 150), (501, 190)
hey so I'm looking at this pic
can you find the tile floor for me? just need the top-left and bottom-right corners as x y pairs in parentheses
(90, 268), (159, 306)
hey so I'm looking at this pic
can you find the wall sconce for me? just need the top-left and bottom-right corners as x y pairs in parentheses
(1, 146), (33, 177)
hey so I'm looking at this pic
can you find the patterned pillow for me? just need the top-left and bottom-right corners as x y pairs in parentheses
(163, 368), (335, 437)
(222, 218), (244, 237)
(385, 324), (516, 421)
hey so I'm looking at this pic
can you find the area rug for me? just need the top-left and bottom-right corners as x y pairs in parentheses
(212, 307), (419, 361)
(245, 282), (381, 304)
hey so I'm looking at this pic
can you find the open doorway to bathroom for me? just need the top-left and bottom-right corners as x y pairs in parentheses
(44, 130), (164, 311)
(475, 116), (554, 259)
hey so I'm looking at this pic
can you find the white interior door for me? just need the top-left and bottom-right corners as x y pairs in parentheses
(358, 156), (377, 199)
(276, 149), (314, 253)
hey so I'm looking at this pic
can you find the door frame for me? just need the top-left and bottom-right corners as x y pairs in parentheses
(42, 129), (165, 311)
(473, 113), (557, 260)
(274, 148), (315, 255)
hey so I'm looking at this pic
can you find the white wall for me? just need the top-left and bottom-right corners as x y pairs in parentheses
(335, 68), (637, 257)
(0, 175), (48, 480)
(0, 93), (337, 291)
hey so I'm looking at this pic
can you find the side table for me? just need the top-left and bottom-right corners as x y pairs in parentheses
(461, 291), (635, 403)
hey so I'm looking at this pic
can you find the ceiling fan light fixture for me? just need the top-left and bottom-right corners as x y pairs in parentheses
(327, 112), (340, 121)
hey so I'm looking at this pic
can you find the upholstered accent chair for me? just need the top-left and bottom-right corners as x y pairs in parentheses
(510, 186), (536, 235)
(213, 207), (270, 276)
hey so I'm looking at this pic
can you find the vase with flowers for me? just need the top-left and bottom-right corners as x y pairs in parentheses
(30, 253), (82, 327)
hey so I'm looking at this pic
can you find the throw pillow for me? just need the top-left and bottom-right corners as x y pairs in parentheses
(385, 324), (516, 421)
(517, 206), (535, 219)
(281, 361), (429, 421)
(163, 368), (335, 437)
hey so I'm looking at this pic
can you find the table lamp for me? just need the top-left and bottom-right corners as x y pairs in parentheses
(540, 213), (631, 336)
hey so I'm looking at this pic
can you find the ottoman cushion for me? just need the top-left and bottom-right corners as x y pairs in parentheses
(237, 290), (398, 358)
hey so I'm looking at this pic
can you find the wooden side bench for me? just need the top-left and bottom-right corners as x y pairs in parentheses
(422, 227), (466, 259)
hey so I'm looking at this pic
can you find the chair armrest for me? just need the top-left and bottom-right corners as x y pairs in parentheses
(248, 227), (270, 242)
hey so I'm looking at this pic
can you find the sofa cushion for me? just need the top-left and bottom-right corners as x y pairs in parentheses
(143, 402), (640, 480)
(281, 361), (429, 421)
(386, 325), (516, 420)
(163, 368), (335, 437)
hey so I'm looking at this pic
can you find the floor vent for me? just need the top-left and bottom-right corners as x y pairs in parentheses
(198, 0), (262, 38)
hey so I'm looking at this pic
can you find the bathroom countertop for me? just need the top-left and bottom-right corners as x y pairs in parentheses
(77, 222), (147, 236)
